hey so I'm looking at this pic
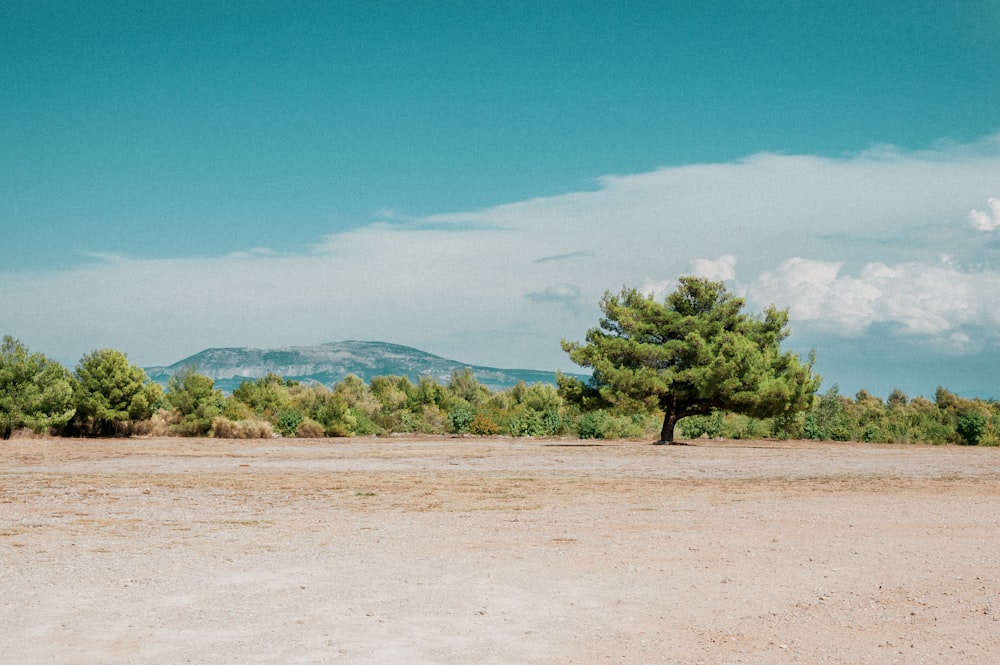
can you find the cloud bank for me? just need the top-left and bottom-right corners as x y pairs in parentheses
(970, 197), (1000, 231)
(4, 134), (1000, 396)
(747, 258), (1000, 349)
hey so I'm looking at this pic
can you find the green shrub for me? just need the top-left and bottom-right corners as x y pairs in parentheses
(277, 408), (304, 437)
(860, 422), (889, 443)
(615, 413), (652, 439)
(540, 408), (565, 436)
(508, 409), (544, 437)
(231, 373), (292, 420)
(679, 412), (724, 439)
(956, 412), (987, 446)
(726, 414), (771, 440)
(576, 410), (612, 439)
(447, 402), (476, 433)
(348, 407), (381, 436)
(418, 404), (447, 434)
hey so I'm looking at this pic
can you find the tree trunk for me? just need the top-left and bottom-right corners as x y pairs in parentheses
(656, 409), (678, 444)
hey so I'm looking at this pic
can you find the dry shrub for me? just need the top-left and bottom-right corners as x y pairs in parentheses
(469, 413), (500, 436)
(133, 409), (178, 437)
(212, 416), (273, 439)
(211, 416), (236, 438)
(295, 418), (326, 438)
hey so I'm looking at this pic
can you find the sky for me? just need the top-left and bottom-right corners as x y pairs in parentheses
(3, 1), (1000, 399)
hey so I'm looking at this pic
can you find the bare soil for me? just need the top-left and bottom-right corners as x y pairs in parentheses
(2, 436), (999, 664)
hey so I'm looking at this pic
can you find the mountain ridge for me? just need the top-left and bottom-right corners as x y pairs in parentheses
(145, 340), (585, 393)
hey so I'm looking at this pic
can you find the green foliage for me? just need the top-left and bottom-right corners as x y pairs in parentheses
(802, 386), (854, 441)
(679, 411), (725, 439)
(790, 386), (998, 445)
(9, 338), (997, 448)
(556, 372), (610, 411)
(448, 367), (490, 405)
(956, 412), (987, 446)
(679, 411), (776, 440)
(886, 388), (909, 409)
(522, 382), (561, 412)
(72, 348), (161, 436)
(508, 408), (544, 437)
(414, 374), (445, 408)
(540, 408), (566, 436)
(348, 406), (381, 436)
(576, 410), (612, 439)
(571, 410), (656, 439)
(231, 373), (292, 419)
(164, 367), (223, 436)
(0, 336), (76, 439)
(447, 402), (476, 433)
(277, 408), (304, 437)
(307, 388), (357, 437)
(370, 375), (412, 412)
(562, 277), (820, 442)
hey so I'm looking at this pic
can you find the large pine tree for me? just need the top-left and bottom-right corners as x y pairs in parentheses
(562, 277), (820, 443)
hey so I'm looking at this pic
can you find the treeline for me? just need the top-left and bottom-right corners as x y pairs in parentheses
(680, 385), (1000, 446)
(2, 336), (997, 445)
(153, 365), (662, 440)
(0, 336), (657, 441)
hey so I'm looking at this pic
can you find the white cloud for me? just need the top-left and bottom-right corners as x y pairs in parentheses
(641, 256), (736, 301)
(747, 258), (878, 334)
(640, 279), (674, 300)
(747, 257), (1000, 346)
(969, 197), (1000, 231)
(690, 255), (737, 282)
(4, 134), (1000, 389)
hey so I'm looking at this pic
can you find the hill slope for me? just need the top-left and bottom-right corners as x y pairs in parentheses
(145, 341), (583, 393)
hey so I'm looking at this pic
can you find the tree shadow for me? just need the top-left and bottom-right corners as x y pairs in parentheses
(542, 442), (623, 447)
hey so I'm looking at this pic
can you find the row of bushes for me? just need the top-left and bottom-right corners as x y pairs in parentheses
(3, 336), (997, 444)
(124, 372), (1000, 446)
(680, 385), (1000, 446)
(152, 366), (663, 440)
(0, 335), (659, 441)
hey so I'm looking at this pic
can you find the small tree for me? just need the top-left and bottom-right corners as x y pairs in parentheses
(231, 373), (292, 420)
(803, 385), (853, 441)
(164, 366), (223, 436)
(447, 367), (490, 405)
(0, 336), (76, 439)
(562, 277), (820, 443)
(956, 412), (987, 446)
(73, 348), (161, 436)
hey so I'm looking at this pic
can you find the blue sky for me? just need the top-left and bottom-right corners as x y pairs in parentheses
(3, 1), (1000, 399)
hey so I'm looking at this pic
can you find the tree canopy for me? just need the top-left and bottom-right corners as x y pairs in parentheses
(72, 348), (162, 436)
(164, 366), (224, 436)
(561, 277), (820, 443)
(0, 336), (75, 439)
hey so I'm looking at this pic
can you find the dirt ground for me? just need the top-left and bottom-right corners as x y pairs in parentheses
(2, 436), (999, 664)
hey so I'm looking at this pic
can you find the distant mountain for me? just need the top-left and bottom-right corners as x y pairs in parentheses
(144, 341), (586, 393)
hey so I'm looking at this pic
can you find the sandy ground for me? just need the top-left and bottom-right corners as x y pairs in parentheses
(2, 436), (999, 664)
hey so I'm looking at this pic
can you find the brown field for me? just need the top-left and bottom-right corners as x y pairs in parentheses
(2, 436), (999, 664)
